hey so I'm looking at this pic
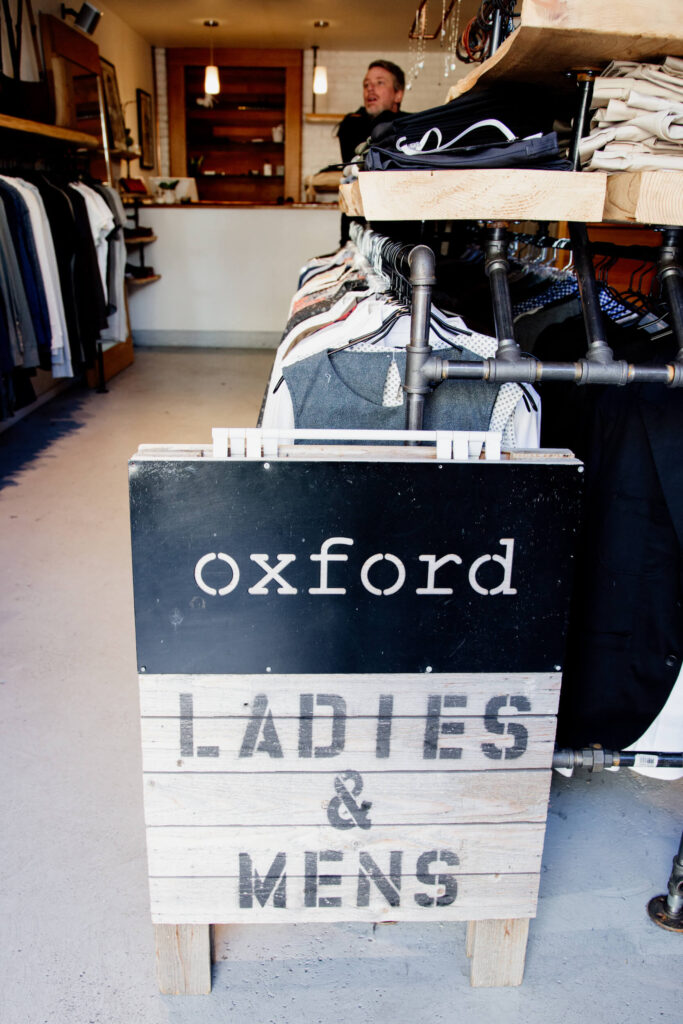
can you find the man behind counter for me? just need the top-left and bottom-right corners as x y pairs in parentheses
(338, 60), (406, 164)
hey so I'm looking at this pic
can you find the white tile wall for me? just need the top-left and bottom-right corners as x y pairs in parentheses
(154, 48), (170, 176)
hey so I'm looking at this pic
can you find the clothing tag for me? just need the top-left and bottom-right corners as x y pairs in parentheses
(634, 753), (659, 768)
(382, 356), (404, 407)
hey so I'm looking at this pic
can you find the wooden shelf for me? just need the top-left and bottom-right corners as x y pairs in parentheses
(346, 169), (607, 223)
(0, 112), (99, 148)
(85, 335), (134, 389)
(305, 113), (345, 124)
(447, 0), (683, 100)
(603, 171), (683, 226)
(126, 274), (161, 286)
(125, 235), (158, 246)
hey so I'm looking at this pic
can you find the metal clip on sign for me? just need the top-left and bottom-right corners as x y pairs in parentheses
(211, 428), (502, 461)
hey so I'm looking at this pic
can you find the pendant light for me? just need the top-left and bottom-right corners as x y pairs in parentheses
(204, 20), (220, 96)
(311, 44), (328, 113)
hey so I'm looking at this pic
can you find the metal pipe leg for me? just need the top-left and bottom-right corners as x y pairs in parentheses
(647, 829), (683, 932)
(569, 70), (596, 171)
(568, 222), (615, 369)
(484, 225), (521, 362)
(404, 245), (437, 434)
(657, 228), (683, 361)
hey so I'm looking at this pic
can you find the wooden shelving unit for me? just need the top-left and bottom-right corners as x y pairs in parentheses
(334, 3), (683, 989)
(447, 0), (683, 100)
(167, 48), (302, 204)
(0, 112), (98, 147)
(343, 1), (683, 230)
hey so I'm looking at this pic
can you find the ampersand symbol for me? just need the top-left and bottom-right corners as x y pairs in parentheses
(327, 770), (372, 830)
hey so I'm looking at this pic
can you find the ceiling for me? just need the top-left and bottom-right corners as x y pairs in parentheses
(101, 0), (483, 51)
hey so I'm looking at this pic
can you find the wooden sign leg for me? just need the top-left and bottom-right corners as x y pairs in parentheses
(154, 924), (212, 994)
(468, 918), (530, 987)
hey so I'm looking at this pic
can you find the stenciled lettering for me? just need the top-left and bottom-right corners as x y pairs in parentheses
(414, 850), (459, 907)
(239, 852), (287, 908)
(298, 694), (347, 758)
(239, 694), (284, 758)
(468, 538), (517, 596)
(375, 694), (394, 759)
(194, 551), (240, 596)
(481, 694), (531, 760)
(360, 553), (406, 596)
(357, 851), (402, 907)
(193, 537), (519, 599)
(416, 554), (463, 595)
(309, 537), (354, 595)
(236, 850), (461, 910)
(178, 693), (219, 757)
(248, 553), (297, 595)
(305, 850), (343, 908)
(423, 694), (467, 760)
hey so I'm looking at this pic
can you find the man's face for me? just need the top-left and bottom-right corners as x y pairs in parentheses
(363, 66), (404, 116)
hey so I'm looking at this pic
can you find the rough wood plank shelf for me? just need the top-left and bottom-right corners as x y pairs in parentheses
(447, 0), (683, 100)
(126, 274), (161, 286)
(304, 112), (345, 124)
(350, 169), (607, 223)
(339, 180), (364, 217)
(603, 171), (683, 226)
(0, 112), (99, 147)
(125, 235), (158, 246)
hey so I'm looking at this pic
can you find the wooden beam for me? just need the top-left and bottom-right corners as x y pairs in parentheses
(154, 924), (211, 995)
(356, 169), (607, 223)
(469, 918), (530, 987)
(339, 180), (364, 216)
(448, 0), (683, 100)
(603, 171), (683, 227)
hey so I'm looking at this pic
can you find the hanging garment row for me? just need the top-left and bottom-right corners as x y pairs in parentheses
(0, 174), (128, 419)
(262, 221), (683, 780)
(260, 222), (541, 447)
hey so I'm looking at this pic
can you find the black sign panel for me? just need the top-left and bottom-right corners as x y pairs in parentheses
(129, 458), (581, 674)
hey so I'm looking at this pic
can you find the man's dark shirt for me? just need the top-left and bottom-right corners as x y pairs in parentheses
(338, 107), (404, 164)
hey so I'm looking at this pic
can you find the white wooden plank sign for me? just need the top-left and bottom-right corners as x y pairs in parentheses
(141, 671), (556, 923)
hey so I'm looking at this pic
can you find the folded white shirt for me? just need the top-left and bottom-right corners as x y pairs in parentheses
(588, 150), (683, 171)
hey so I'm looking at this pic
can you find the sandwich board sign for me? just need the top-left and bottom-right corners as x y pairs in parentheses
(129, 434), (581, 989)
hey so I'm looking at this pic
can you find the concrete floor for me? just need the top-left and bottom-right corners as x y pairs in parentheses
(1, 348), (681, 1024)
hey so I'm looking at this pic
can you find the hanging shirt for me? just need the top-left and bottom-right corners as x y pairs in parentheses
(1, 176), (72, 378)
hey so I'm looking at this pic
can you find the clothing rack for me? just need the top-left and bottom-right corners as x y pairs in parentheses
(400, 225), (683, 431)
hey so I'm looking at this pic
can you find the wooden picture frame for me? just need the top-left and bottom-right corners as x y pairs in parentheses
(137, 87), (155, 169)
(100, 57), (127, 151)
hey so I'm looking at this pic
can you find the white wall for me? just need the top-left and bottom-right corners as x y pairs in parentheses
(127, 206), (341, 346)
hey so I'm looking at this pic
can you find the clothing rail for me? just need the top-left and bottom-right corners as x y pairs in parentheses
(403, 227), (683, 430)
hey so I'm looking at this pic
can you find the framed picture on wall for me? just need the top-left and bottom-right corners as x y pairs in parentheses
(137, 88), (155, 169)
(100, 57), (127, 151)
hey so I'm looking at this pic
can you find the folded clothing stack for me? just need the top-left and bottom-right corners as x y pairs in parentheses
(580, 57), (683, 172)
(365, 84), (572, 172)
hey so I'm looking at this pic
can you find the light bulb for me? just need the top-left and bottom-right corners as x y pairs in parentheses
(312, 65), (328, 95)
(204, 64), (220, 95)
